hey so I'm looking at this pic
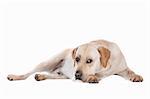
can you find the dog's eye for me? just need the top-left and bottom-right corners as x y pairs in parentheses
(75, 57), (80, 62)
(86, 59), (93, 64)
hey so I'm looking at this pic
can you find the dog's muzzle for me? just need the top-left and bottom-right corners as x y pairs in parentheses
(75, 70), (82, 80)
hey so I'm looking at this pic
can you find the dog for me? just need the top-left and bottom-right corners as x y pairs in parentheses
(7, 40), (143, 83)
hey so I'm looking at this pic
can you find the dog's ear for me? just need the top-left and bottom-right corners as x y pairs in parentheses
(72, 47), (78, 59)
(98, 47), (110, 68)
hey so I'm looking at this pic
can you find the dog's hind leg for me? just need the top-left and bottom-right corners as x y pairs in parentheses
(34, 72), (68, 81)
(7, 49), (71, 81)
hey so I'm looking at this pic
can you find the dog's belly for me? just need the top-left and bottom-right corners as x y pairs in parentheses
(60, 57), (75, 79)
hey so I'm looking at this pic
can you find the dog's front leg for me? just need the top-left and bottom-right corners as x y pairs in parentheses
(116, 68), (143, 82)
(86, 75), (99, 83)
(86, 73), (103, 83)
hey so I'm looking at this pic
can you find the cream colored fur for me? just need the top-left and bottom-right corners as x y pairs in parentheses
(7, 40), (143, 83)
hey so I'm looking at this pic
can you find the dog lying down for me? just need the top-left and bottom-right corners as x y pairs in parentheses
(7, 40), (143, 83)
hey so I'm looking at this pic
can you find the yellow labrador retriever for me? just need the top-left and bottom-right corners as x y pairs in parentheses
(7, 40), (143, 83)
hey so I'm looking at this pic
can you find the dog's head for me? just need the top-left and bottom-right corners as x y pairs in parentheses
(72, 44), (110, 82)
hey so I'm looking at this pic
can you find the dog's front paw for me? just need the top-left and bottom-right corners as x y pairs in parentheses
(86, 75), (99, 83)
(130, 74), (143, 82)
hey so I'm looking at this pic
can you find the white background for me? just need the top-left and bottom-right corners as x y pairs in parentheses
(0, 0), (150, 99)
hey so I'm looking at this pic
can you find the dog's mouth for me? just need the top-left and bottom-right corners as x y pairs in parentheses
(75, 76), (87, 82)
(75, 77), (83, 81)
(74, 70), (90, 82)
(75, 75), (84, 82)
(75, 78), (85, 82)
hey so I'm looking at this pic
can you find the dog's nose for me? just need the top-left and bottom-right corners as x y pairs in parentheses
(75, 70), (82, 80)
